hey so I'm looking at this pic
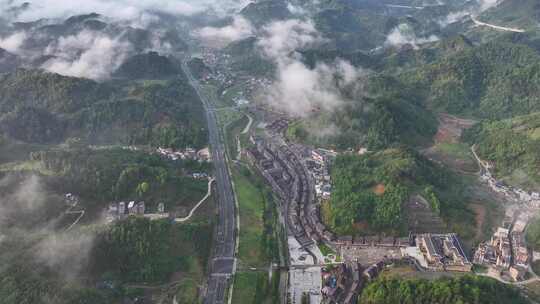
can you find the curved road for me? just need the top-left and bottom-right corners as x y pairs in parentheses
(471, 16), (525, 33)
(181, 59), (237, 304)
(174, 178), (215, 223)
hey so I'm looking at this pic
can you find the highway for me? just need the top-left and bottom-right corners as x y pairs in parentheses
(181, 59), (237, 304)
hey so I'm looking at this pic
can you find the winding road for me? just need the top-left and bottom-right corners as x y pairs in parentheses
(174, 178), (215, 223)
(181, 59), (237, 304)
(471, 16), (525, 33)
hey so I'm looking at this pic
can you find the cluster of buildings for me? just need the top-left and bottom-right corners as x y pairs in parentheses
(481, 171), (540, 208)
(337, 235), (411, 248)
(242, 76), (272, 97)
(473, 209), (530, 281)
(265, 118), (290, 134)
(321, 260), (388, 304)
(246, 133), (354, 253)
(156, 147), (211, 162)
(308, 149), (335, 200)
(246, 137), (321, 248)
(322, 262), (363, 304)
(416, 233), (472, 272)
(198, 50), (234, 85)
(64, 193), (79, 206)
(106, 201), (146, 222)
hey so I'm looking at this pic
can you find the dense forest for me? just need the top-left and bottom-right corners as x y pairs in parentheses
(91, 217), (212, 283)
(0, 69), (207, 148)
(0, 217), (212, 304)
(287, 75), (439, 150)
(30, 148), (210, 208)
(463, 112), (540, 187)
(325, 147), (455, 235)
(401, 38), (540, 119)
(359, 276), (529, 304)
(114, 52), (180, 79)
(526, 217), (540, 251)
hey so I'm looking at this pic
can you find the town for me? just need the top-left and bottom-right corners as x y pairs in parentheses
(244, 115), (476, 304)
(193, 40), (540, 304)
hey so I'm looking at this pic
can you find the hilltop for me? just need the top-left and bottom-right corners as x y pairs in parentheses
(0, 69), (207, 148)
(325, 147), (471, 236)
(114, 52), (180, 80)
(240, 0), (292, 27)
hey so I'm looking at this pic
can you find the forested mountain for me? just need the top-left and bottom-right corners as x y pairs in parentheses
(240, 0), (292, 27)
(31, 148), (209, 206)
(288, 73), (438, 150)
(325, 147), (470, 236)
(0, 48), (20, 73)
(0, 69), (207, 147)
(2, 0), (540, 303)
(11, 13), (188, 54)
(114, 52), (180, 79)
(223, 37), (275, 76)
(0, 216), (212, 304)
(401, 37), (540, 119)
(463, 112), (540, 188)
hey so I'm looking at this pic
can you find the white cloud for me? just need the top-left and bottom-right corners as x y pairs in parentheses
(34, 231), (96, 281)
(0, 175), (47, 227)
(478, 0), (500, 12)
(287, 3), (307, 15)
(385, 24), (439, 49)
(0, 32), (27, 53)
(1, 0), (252, 23)
(264, 60), (359, 116)
(257, 19), (365, 117)
(438, 10), (470, 27)
(41, 30), (133, 80)
(197, 16), (254, 43)
(438, 0), (502, 28)
(258, 19), (323, 60)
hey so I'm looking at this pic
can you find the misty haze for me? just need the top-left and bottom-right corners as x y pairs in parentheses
(1, 0), (540, 304)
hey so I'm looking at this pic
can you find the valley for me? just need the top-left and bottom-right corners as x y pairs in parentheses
(2, 0), (540, 303)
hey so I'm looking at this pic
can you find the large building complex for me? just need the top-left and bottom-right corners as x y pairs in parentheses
(417, 233), (472, 272)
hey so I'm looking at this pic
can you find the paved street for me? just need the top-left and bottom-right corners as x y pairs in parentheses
(182, 59), (237, 304)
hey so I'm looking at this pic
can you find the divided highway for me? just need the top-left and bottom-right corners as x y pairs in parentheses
(181, 59), (237, 304)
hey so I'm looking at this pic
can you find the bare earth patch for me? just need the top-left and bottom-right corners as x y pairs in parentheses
(434, 113), (476, 144)
(373, 184), (386, 196)
(471, 203), (486, 240)
(422, 113), (478, 174)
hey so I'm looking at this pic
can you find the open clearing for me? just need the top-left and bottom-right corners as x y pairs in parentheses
(233, 168), (269, 268)
(471, 203), (487, 240)
(423, 113), (478, 174)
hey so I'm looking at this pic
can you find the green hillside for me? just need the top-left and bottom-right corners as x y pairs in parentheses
(0, 69), (113, 114)
(325, 147), (468, 236)
(240, 0), (292, 27)
(480, 0), (540, 30)
(463, 112), (540, 189)
(0, 69), (207, 148)
(359, 276), (528, 304)
(287, 73), (438, 151)
(114, 52), (180, 79)
(400, 38), (540, 119)
(0, 217), (212, 304)
(0, 48), (20, 72)
(30, 148), (209, 208)
(223, 37), (275, 76)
